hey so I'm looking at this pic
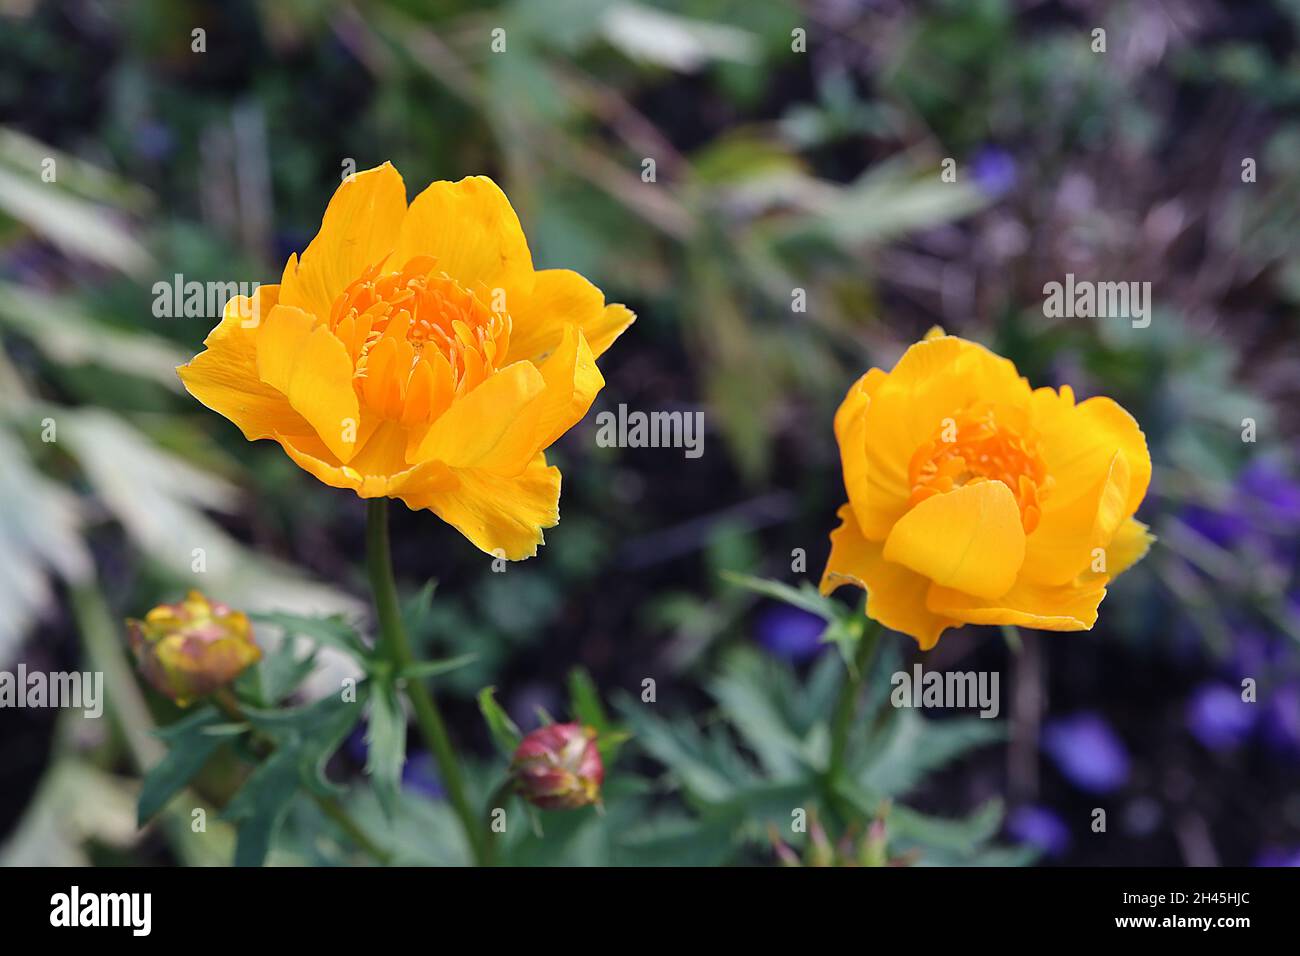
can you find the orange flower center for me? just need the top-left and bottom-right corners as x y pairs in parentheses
(326, 256), (512, 422)
(907, 406), (1050, 533)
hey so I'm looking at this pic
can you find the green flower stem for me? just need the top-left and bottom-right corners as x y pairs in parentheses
(211, 688), (392, 865)
(826, 616), (883, 788)
(365, 499), (488, 866)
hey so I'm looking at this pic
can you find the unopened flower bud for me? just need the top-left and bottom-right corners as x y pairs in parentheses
(510, 723), (603, 810)
(861, 817), (889, 867)
(127, 591), (260, 706)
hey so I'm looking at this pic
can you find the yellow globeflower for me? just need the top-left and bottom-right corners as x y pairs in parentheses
(179, 163), (634, 559)
(821, 329), (1153, 650)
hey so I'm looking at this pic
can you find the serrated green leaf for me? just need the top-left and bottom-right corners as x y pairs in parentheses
(615, 815), (738, 867)
(567, 667), (608, 730)
(243, 640), (318, 707)
(855, 709), (1005, 797)
(224, 749), (300, 867)
(138, 706), (225, 826)
(365, 681), (406, 819)
(244, 687), (370, 798)
(707, 654), (805, 778)
(821, 612), (866, 669)
(720, 571), (838, 620)
(477, 686), (522, 757)
(400, 578), (438, 637)
(568, 668), (631, 764)
(889, 799), (1004, 854)
(397, 652), (476, 681)
(615, 694), (753, 802)
(250, 611), (370, 660)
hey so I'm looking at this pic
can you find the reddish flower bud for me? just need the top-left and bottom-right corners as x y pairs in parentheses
(127, 590), (260, 706)
(510, 723), (604, 810)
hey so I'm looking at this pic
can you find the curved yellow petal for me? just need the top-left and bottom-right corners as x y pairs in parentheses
(505, 269), (635, 364)
(926, 573), (1109, 631)
(833, 368), (887, 446)
(391, 176), (533, 294)
(585, 303), (637, 360)
(1032, 390), (1151, 519)
(834, 368), (892, 540)
(255, 304), (360, 463)
(277, 426), (454, 500)
(1022, 450), (1131, 586)
(414, 361), (546, 474)
(882, 480), (1026, 600)
(854, 334), (1032, 540)
(279, 162), (408, 319)
(177, 287), (313, 441)
(534, 325), (604, 449)
(820, 504), (957, 650)
(1104, 516), (1154, 579)
(404, 453), (561, 560)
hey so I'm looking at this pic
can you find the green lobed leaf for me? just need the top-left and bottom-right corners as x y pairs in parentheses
(223, 749), (301, 868)
(477, 686), (523, 758)
(365, 680), (406, 819)
(250, 611), (370, 661)
(568, 667), (631, 764)
(720, 570), (838, 620)
(138, 706), (225, 826)
(398, 653), (477, 681)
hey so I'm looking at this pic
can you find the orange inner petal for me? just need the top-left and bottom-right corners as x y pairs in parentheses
(328, 256), (512, 422)
(906, 405), (1051, 534)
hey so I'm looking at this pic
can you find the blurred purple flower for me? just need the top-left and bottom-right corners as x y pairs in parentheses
(1186, 682), (1256, 750)
(1006, 805), (1071, 859)
(133, 120), (174, 162)
(345, 724), (368, 764)
(1226, 627), (1288, 681)
(402, 751), (444, 800)
(755, 605), (826, 663)
(1179, 503), (1250, 550)
(1181, 459), (1300, 556)
(1261, 681), (1300, 759)
(1254, 846), (1300, 867)
(1239, 459), (1300, 526)
(970, 146), (1017, 198)
(1042, 713), (1130, 794)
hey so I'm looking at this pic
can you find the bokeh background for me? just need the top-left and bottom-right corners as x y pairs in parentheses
(1, 0), (1298, 866)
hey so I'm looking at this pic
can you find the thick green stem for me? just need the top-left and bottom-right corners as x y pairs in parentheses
(365, 499), (488, 866)
(827, 617), (883, 786)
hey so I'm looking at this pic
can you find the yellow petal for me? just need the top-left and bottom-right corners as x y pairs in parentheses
(1032, 390), (1151, 519)
(1022, 450), (1131, 586)
(833, 368), (891, 541)
(505, 269), (635, 364)
(854, 334), (1032, 540)
(819, 504), (957, 650)
(833, 368), (886, 447)
(1104, 517), (1154, 579)
(255, 304), (361, 463)
(279, 163), (408, 319)
(403, 453), (561, 560)
(177, 287), (313, 440)
(585, 303), (637, 360)
(534, 325), (604, 449)
(277, 427), (453, 500)
(391, 176), (533, 293)
(413, 361), (546, 473)
(882, 480), (1026, 600)
(926, 573), (1109, 631)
